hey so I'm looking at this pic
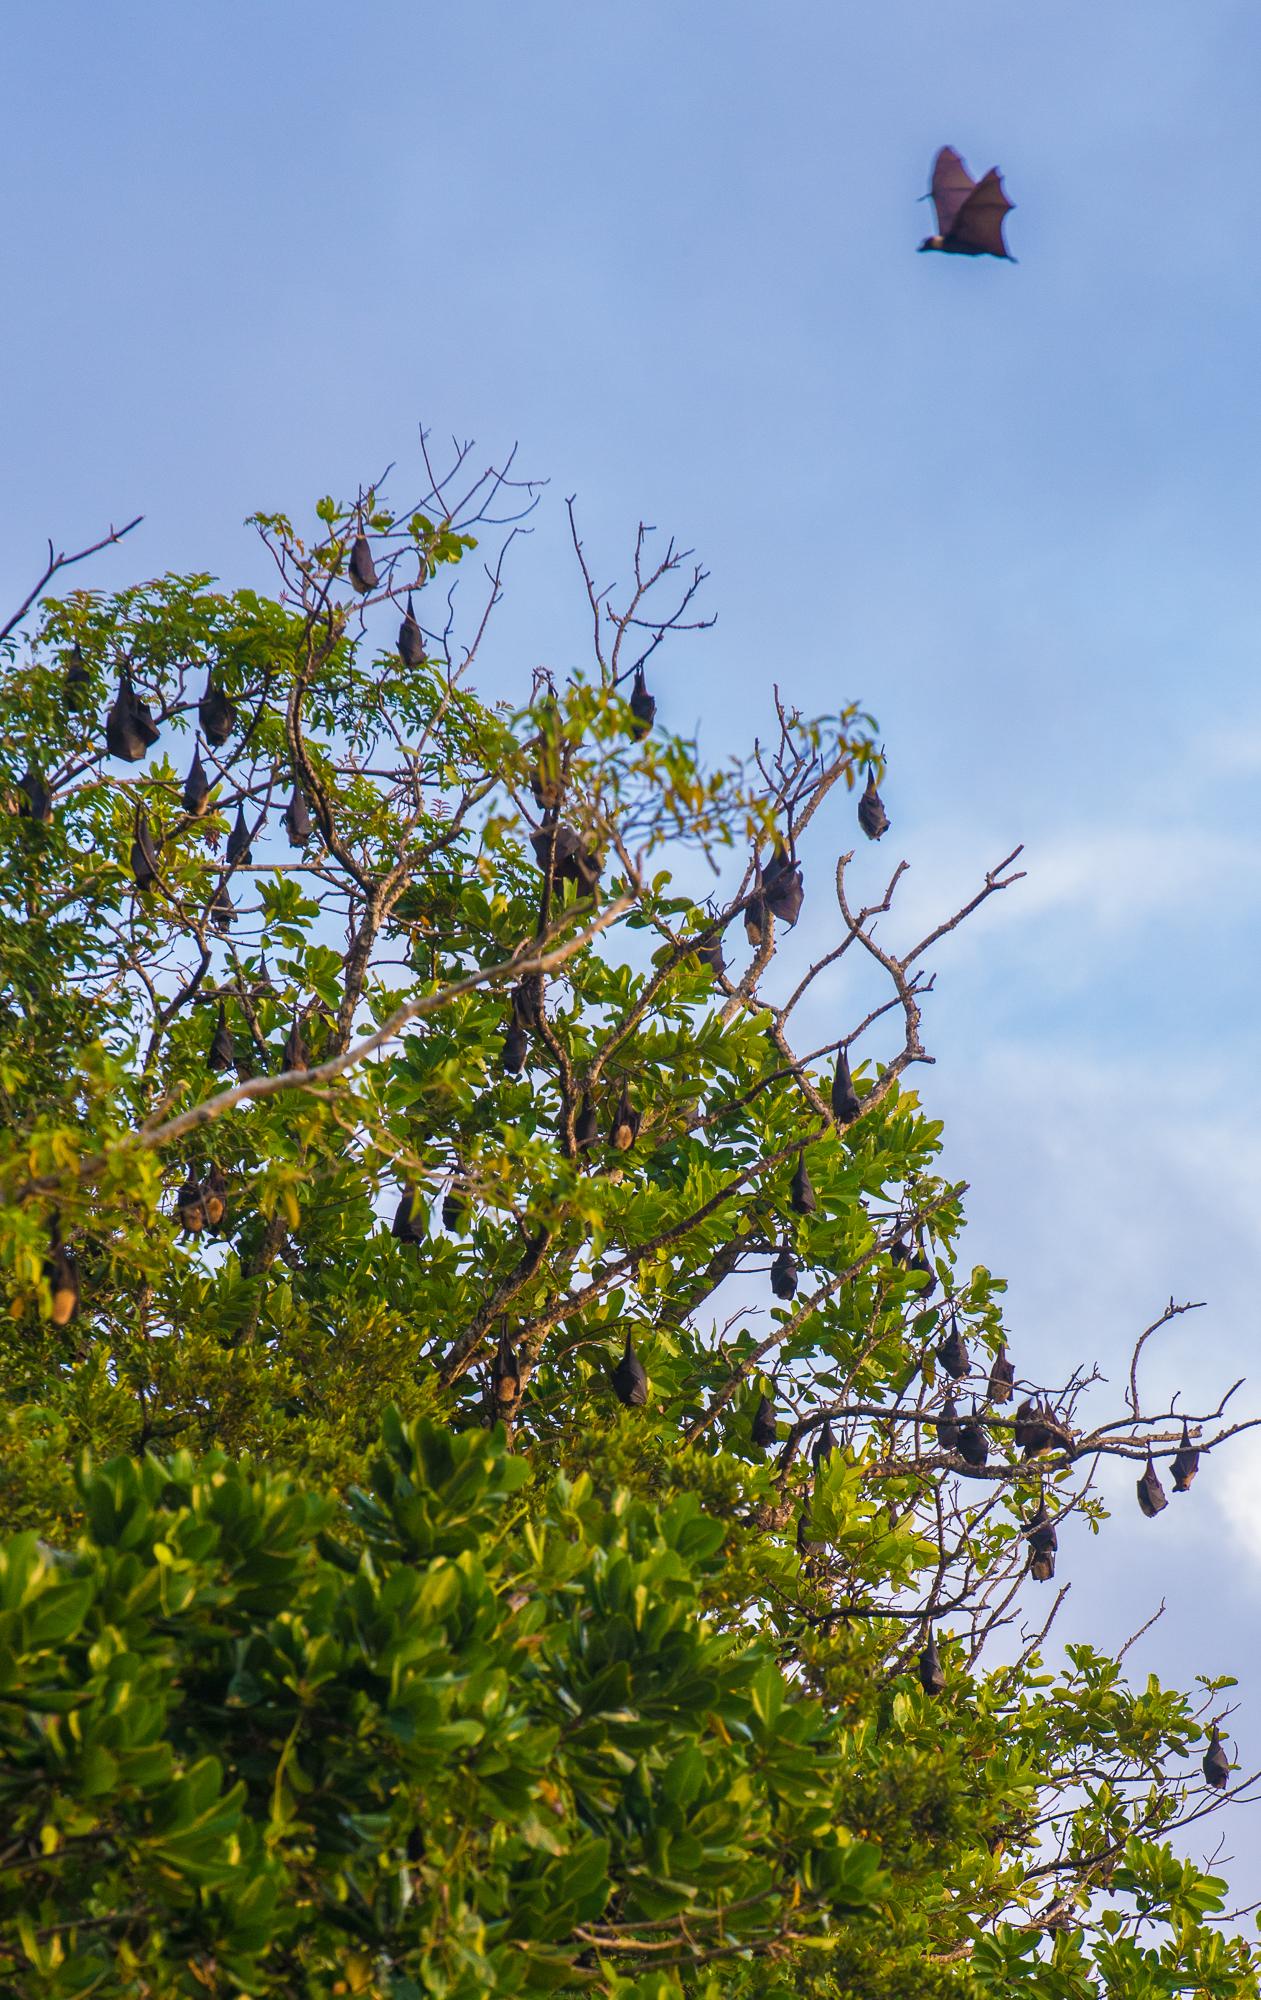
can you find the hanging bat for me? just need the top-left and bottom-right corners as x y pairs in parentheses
(183, 749), (211, 816)
(284, 785), (312, 848)
(1203, 1725), (1231, 1790)
(392, 1183), (426, 1245)
(398, 593), (426, 668)
(811, 1417), (836, 1468)
(349, 532), (379, 594)
(919, 1628), (945, 1696)
(956, 1412), (988, 1469)
(226, 805), (253, 869)
(857, 767), (889, 840)
(105, 666), (159, 761)
(208, 883), (235, 933)
(208, 1001), (234, 1071)
(934, 1395), (960, 1454)
(612, 1329), (648, 1407)
(198, 674), (237, 748)
(790, 1154), (817, 1216)
(628, 666), (656, 738)
(1025, 1499), (1057, 1582)
(201, 1164), (228, 1230)
(763, 843), (804, 926)
(608, 1084), (641, 1152)
(16, 767), (52, 823)
(770, 1245), (798, 1301)
(936, 1314), (969, 1381)
(1171, 1420), (1200, 1493)
(1136, 1454), (1168, 1518)
(752, 1391), (779, 1448)
(919, 147), (1015, 261)
(176, 1171), (206, 1235)
(491, 1321), (521, 1406)
(987, 1342), (1015, 1404)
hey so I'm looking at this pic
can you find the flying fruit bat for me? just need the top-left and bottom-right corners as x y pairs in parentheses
(790, 1154), (817, 1216)
(284, 786), (312, 848)
(392, 1184), (426, 1245)
(176, 1170), (206, 1235)
(1172, 1421), (1200, 1493)
(811, 1417), (837, 1468)
(201, 1163), (228, 1229)
(612, 1329), (649, 1407)
(198, 674), (237, 749)
(1026, 1500), (1057, 1582)
(988, 1343), (1015, 1404)
(752, 1391), (779, 1448)
(770, 1245), (799, 1301)
(937, 1315), (969, 1381)
(919, 1628), (945, 1696)
(491, 1322), (521, 1405)
(64, 644), (91, 698)
(442, 1178), (470, 1232)
(956, 1412), (989, 1469)
(831, 1047), (861, 1123)
(182, 748), (211, 816)
(130, 808), (161, 891)
(397, 593), (426, 668)
(226, 804), (253, 869)
(1203, 1725), (1231, 1791)
(628, 665), (656, 738)
(763, 844), (804, 926)
(16, 767), (52, 823)
(919, 147), (1015, 260)
(857, 766), (890, 840)
(934, 1396), (961, 1453)
(44, 1222), (80, 1327)
(105, 667), (159, 761)
(208, 1001), (235, 1071)
(609, 1084), (641, 1152)
(208, 882), (235, 932)
(502, 1017), (528, 1075)
(574, 1093), (599, 1149)
(1136, 1454), (1168, 1517)
(282, 1019), (308, 1071)
(348, 531), (379, 594)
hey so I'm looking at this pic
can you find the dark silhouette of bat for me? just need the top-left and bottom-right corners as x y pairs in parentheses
(919, 147), (1015, 261)
(612, 1329), (648, 1407)
(811, 1418), (836, 1469)
(919, 1628), (945, 1696)
(752, 1391), (779, 1448)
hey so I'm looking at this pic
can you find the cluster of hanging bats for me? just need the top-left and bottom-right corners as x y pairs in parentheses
(16, 190), (1236, 1776)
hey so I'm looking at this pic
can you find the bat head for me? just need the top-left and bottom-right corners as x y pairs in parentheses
(918, 236), (945, 253)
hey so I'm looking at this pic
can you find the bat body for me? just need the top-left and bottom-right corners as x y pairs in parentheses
(919, 147), (1015, 261)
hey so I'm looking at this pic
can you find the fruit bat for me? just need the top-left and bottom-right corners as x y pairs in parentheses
(492, 1322), (520, 1405)
(198, 674), (237, 749)
(209, 883), (235, 932)
(1203, 1725), (1231, 1791)
(176, 1171), (206, 1235)
(752, 1391), (779, 1448)
(790, 1154), (817, 1216)
(797, 1505), (824, 1558)
(763, 845), (804, 927)
(502, 1017), (528, 1076)
(629, 665), (656, 739)
(392, 1184), (426, 1245)
(282, 1019), (307, 1070)
(208, 1001), (235, 1071)
(612, 1329), (648, 1407)
(937, 1315), (969, 1381)
(919, 147), (1015, 260)
(770, 1245), (798, 1301)
(201, 1163), (228, 1229)
(226, 804), (253, 869)
(909, 1248), (938, 1301)
(609, 1084), (640, 1152)
(284, 786), (312, 848)
(956, 1412), (988, 1469)
(988, 1343), (1015, 1404)
(442, 1179), (470, 1232)
(574, 1093), (599, 1149)
(182, 748), (211, 816)
(64, 644), (91, 698)
(934, 1395), (961, 1454)
(406, 1826), (425, 1864)
(511, 976), (544, 1029)
(743, 893), (767, 946)
(811, 1417), (837, 1468)
(397, 593), (426, 668)
(1026, 1500), (1057, 1582)
(1136, 1454), (1168, 1518)
(530, 823), (601, 895)
(694, 932), (727, 979)
(44, 1225), (80, 1327)
(831, 1047), (861, 1123)
(889, 1235), (911, 1266)
(105, 667), (159, 761)
(858, 766), (890, 840)
(919, 1629), (945, 1696)
(349, 532), (379, 594)
(131, 808), (161, 891)
(1171, 1420), (1200, 1493)
(1020, 1402), (1064, 1461)
(16, 767), (52, 823)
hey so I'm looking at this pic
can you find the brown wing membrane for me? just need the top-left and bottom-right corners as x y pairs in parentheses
(948, 168), (1014, 258)
(930, 147), (976, 237)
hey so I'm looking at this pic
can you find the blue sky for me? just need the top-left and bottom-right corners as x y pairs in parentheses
(6, 0), (1261, 1864)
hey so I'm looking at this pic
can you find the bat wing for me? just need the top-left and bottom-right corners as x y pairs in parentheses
(929, 147), (976, 237)
(948, 168), (1014, 257)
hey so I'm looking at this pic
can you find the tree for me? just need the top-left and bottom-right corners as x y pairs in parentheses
(0, 441), (1257, 1998)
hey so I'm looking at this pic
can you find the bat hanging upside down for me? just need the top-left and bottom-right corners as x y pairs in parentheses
(919, 147), (1015, 260)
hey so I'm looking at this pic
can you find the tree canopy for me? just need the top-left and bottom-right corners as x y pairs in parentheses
(0, 444), (1257, 1998)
